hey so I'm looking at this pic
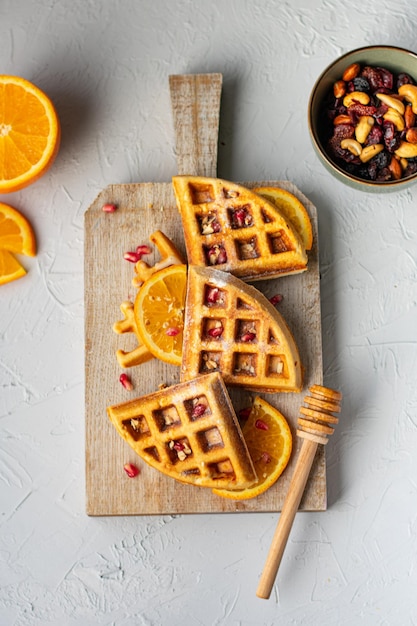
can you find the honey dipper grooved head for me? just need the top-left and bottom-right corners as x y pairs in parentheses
(296, 385), (342, 444)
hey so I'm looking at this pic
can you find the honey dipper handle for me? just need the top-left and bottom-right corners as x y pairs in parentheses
(256, 438), (318, 599)
(169, 73), (223, 177)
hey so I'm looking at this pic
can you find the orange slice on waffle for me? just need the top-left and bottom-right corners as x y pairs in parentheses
(172, 175), (308, 282)
(107, 372), (258, 490)
(180, 265), (303, 393)
(253, 186), (313, 251)
(213, 396), (292, 500)
(134, 263), (187, 366)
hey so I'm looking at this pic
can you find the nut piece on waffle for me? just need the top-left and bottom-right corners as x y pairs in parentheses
(180, 266), (303, 393)
(107, 372), (258, 490)
(172, 175), (308, 282)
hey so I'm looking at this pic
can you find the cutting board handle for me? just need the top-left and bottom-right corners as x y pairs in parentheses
(169, 73), (222, 177)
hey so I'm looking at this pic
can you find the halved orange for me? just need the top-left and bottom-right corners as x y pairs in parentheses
(254, 186), (313, 250)
(0, 202), (36, 285)
(212, 396), (292, 500)
(0, 75), (60, 193)
(134, 264), (187, 366)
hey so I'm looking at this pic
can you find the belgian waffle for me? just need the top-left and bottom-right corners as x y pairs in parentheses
(172, 175), (308, 282)
(107, 372), (258, 490)
(180, 266), (303, 393)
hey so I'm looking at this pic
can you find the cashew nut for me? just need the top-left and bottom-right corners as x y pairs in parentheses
(340, 138), (362, 156)
(359, 144), (384, 163)
(383, 108), (405, 131)
(398, 84), (417, 114)
(376, 93), (405, 115)
(355, 115), (374, 143)
(343, 91), (370, 107)
(394, 141), (417, 159)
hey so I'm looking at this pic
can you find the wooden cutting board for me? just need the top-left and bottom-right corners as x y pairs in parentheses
(84, 73), (325, 516)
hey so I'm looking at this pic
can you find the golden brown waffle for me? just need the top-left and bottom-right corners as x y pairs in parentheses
(172, 175), (308, 282)
(180, 266), (303, 393)
(107, 372), (258, 490)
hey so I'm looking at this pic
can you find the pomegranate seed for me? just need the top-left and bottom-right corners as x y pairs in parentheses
(232, 207), (251, 227)
(260, 452), (272, 464)
(166, 327), (180, 336)
(102, 203), (117, 212)
(241, 332), (256, 342)
(124, 463), (140, 477)
(119, 373), (133, 390)
(239, 407), (252, 421)
(255, 419), (269, 431)
(269, 294), (283, 306)
(207, 325), (224, 338)
(124, 251), (142, 263)
(136, 244), (152, 256)
(205, 286), (221, 304)
(191, 403), (207, 418)
(173, 441), (185, 451)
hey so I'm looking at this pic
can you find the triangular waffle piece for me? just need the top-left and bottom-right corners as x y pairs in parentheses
(107, 372), (257, 490)
(172, 175), (308, 282)
(180, 266), (303, 393)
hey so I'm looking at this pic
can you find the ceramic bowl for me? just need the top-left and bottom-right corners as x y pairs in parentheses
(308, 45), (417, 192)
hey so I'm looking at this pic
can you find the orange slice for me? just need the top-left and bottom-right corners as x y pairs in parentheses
(0, 202), (36, 256)
(0, 203), (36, 285)
(253, 186), (313, 250)
(0, 75), (60, 193)
(134, 263), (187, 366)
(212, 396), (292, 500)
(0, 248), (27, 285)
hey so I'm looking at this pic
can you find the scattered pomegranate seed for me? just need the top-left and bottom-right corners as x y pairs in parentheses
(124, 462), (140, 477)
(136, 244), (152, 256)
(166, 327), (180, 336)
(207, 325), (224, 338)
(260, 452), (272, 464)
(239, 407), (252, 422)
(191, 403), (207, 418)
(173, 441), (185, 451)
(119, 373), (133, 390)
(124, 244), (152, 264)
(124, 251), (142, 263)
(102, 203), (117, 213)
(241, 332), (256, 342)
(255, 419), (269, 431)
(269, 294), (284, 306)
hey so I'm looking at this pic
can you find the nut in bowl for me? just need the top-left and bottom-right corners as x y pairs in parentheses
(308, 45), (417, 192)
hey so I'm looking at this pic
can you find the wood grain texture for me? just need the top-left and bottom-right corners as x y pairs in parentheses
(84, 181), (324, 515)
(169, 73), (222, 177)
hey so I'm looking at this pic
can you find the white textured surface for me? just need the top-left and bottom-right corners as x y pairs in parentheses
(1, 0), (417, 623)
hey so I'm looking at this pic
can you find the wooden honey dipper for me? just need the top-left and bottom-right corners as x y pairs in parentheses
(256, 384), (342, 599)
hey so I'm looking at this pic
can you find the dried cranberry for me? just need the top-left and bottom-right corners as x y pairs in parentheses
(366, 125), (383, 145)
(397, 73), (415, 89)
